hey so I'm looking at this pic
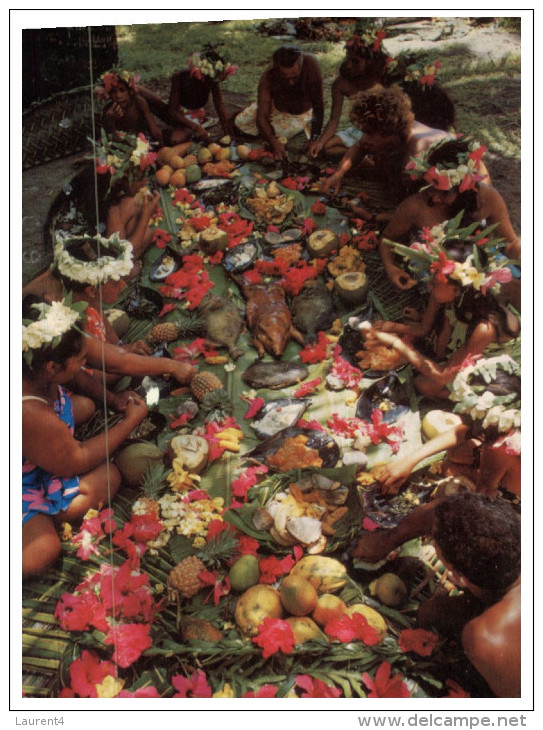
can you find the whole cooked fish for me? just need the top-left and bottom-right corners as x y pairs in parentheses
(242, 361), (309, 389)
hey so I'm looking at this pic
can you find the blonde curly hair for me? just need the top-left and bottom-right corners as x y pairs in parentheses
(349, 84), (414, 141)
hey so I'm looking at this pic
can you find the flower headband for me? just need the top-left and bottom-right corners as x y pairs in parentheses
(54, 233), (134, 287)
(405, 137), (487, 193)
(449, 354), (520, 434)
(188, 43), (238, 83)
(94, 129), (157, 188)
(22, 296), (87, 368)
(382, 211), (512, 293)
(346, 25), (387, 55)
(95, 68), (140, 99)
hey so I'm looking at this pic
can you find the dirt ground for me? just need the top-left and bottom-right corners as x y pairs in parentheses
(21, 18), (521, 287)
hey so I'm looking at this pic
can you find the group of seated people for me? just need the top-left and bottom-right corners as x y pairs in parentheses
(22, 23), (522, 698)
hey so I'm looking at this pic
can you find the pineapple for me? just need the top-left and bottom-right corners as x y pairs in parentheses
(168, 556), (205, 599)
(148, 321), (180, 344)
(132, 462), (169, 517)
(190, 371), (223, 402)
(167, 530), (239, 601)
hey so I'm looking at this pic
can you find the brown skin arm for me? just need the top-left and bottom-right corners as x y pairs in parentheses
(462, 588), (521, 698)
(308, 76), (345, 157)
(211, 83), (232, 135)
(379, 196), (421, 289)
(256, 71), (285, 159)
(479, 184), (521, 260)
(22, 396), (148, 478)
(351, 500), (441, 561)
(367, 320), (497, 387)
(135, 95), (163, 145)
(378, 424), (468, 495)
(306, 55), (324, 138)
(372, 294), (442, 339)
(319, 138), (365, 195)
(84, 336), (195, 383)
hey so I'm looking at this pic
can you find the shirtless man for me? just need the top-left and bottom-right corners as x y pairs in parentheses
(320, 85), (450, 198)
(235, 45), (324, 161)
(352, 493), (521, 697)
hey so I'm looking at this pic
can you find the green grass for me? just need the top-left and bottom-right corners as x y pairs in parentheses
(116, 19), (520, 160)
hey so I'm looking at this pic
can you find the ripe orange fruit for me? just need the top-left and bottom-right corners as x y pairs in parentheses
(157, 146), (174, 165)
(156, 166), (172, 186)
(280, 574), (318, 616)
(312, 593), (347, 626)
(170, 169), (186, 188)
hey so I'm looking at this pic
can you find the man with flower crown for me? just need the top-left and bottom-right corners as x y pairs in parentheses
(234, 45), (324, 161)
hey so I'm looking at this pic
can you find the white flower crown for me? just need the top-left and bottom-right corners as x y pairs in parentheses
(449, 355), (521, 434)
(54, 233), (134, 287)
(22, 297), (87, 367)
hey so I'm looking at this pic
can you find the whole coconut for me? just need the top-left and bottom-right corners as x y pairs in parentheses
(115, 443), (164, 487)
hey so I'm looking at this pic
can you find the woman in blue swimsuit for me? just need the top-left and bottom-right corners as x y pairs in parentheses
(22, 299), (148, 579)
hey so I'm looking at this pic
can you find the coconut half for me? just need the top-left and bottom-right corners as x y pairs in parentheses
(307, 229), (339, 257)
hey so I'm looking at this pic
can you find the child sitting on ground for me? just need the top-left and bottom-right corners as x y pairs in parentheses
(22, 298), (149, 578)
(96, 68), (164, 145)
(361, 217), (519, 398)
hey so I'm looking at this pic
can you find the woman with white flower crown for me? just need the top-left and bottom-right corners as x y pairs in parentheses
(361, 354), (521, 497)
(378, 137), (520, 291)
(48, 233), (195, 392)
(361, 214), (520, 399)
(22, 298), (149, 579)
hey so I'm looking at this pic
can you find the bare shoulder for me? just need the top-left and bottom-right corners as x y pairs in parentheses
(462, 585), (521, 696)
(410, 123), (452, 156)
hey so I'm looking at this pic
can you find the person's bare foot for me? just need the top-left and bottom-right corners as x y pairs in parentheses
(351, 529), (398, 563)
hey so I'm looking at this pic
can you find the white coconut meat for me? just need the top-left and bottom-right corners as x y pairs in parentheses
(286, 516), (323, 545)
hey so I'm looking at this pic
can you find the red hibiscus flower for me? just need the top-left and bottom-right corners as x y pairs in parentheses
(398, 628), (440, 657)
(105, 623), (153, 668)
(243, 684), (278, 698)
(199, 569), (231, 605)
(324, 613), (381, 645)
(296, 418), (325, 431)
(158, 303), (176, 318)
(424, 166), (452, 191)
(429, 250), (456, 284)
(243, 396), (266, 419)
(295, 674), (342, 698)
(231, 464), (268, 501)
(361, 661), (410, 698)
(299, 331), (330, 364)
(468, 144), (487, 163)
(301, 217), (318, 236)
(236, 534), (261, 556)
(129, 513), (163, 544)
(328, 349), (363, 389)
(294, 377), (322, 397)
(311, 200), (327, 215)
(172, 188), (195, 206)
(242, 268), (263, 284)
(258, 554), (295, 584)
(67, 650), (117, 699)
(172, 670), (212, 698)
(55, 591), (109, 633)
(252, 617), (296, 658)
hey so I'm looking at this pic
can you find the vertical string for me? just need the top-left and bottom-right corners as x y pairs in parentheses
(87, 25), (119, 673)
